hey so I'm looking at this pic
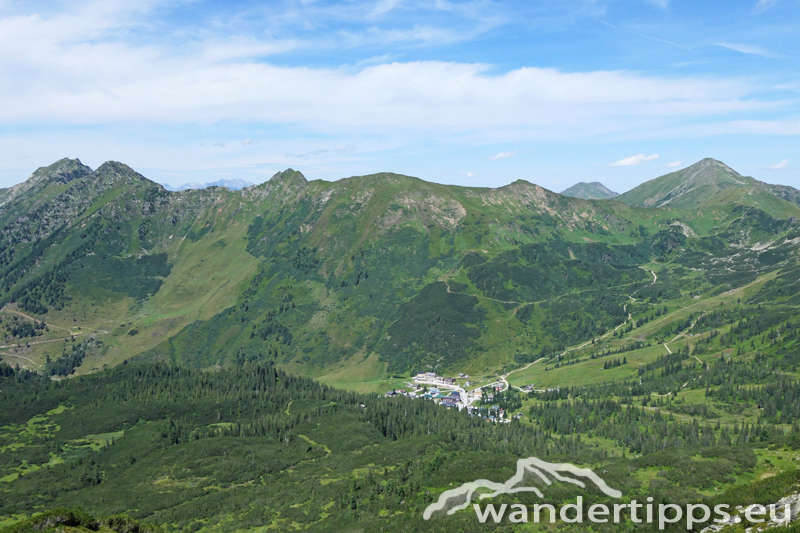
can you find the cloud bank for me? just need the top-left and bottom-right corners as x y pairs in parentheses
(0, 2), (773, 143)
(0, 0), (798, 189)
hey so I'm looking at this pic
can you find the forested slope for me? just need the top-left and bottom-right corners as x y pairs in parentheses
(2, 360), (800, 532)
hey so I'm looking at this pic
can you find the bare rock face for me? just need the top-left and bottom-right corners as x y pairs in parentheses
(34, 158), (93, 186)
(0, 159), (167, 245)
(0, 158), (92, 209)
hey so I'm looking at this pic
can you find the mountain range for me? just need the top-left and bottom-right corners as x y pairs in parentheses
(0, 157), (798, 386)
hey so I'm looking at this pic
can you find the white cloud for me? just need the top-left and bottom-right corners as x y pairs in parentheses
(769, 159), (789, 170)
(646, 0), (671, 8)
(370, 0), (403, 18)
(0, 4), (769, 141)
(0, 0), (795, 186)
(754, 0), (778, 12)
(609, 154), (660, 167)
(667, 160), (682, 168)
(463, 171), (474, 177)
(0, 52), (747, 133)
(714, 42), (777, 58)
(489, 151), (517, 160)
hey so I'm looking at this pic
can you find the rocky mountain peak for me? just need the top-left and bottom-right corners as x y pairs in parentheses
(33, 158), (93, 185)
(617, 158), (761, 209)
(677, 158), (745, 187)
(94, 161), (163, 189)
(0, 158), (93, 208)
(270, 169), (308, 185)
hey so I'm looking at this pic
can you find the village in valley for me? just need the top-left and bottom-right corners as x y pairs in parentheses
(383, 371), (542, 423)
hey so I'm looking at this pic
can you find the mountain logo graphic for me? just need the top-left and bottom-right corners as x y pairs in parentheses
(423, 457), (622, 520)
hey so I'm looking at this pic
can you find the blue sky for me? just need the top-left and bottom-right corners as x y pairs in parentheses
(0, 0), (798, 193)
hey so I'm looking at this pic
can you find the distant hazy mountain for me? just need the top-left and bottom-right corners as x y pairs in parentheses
(162, 178), (254, 191)
(617, 158), (800, 212)
(560, 181), (619, 200)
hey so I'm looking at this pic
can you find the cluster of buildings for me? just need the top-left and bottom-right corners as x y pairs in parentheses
(414, 371), (459, 386)
(383, 389), (419, 399)
(431, 389), (461, 407)
(382, 373), (530, 424)
(381, 371), (537, 424)
(383, 386), (463, 407)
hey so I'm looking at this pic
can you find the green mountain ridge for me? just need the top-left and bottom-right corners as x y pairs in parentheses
(617, 158), (800, 215)
(0, 157), (798, 387)
(560, 181), (619, 200)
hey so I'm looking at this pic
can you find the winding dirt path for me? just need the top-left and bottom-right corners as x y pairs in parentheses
(0, 352), (41, 366)
(0, 307), (112, 368)
(2, 308), (76, 335)
(0, 336), (83, 349)
(2, 308), (109, 336)
(1, 306), (110, 338)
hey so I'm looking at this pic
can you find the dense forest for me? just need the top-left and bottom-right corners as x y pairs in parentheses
(3, 359), (800, 532)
